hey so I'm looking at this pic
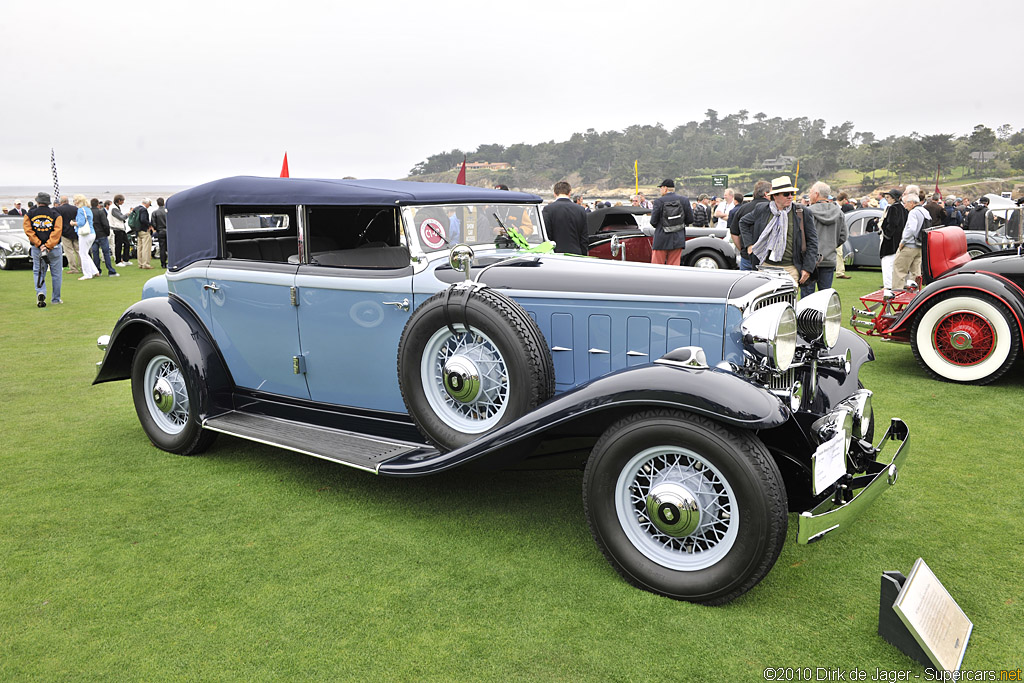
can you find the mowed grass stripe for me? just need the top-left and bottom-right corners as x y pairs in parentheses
(1, 264), (1021, 680)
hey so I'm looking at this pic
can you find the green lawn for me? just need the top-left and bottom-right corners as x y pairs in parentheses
(1, 263), (1021, 680)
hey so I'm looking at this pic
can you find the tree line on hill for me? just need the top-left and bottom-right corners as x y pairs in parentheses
(409, 110), (1024, 191)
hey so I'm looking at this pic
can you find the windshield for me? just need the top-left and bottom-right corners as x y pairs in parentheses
(403, 204), (543, 252)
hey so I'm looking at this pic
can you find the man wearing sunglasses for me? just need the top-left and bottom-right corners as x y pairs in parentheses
(738, 175), (818, 289)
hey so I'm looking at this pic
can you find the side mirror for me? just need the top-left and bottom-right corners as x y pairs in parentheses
(449, 244), (474, 282)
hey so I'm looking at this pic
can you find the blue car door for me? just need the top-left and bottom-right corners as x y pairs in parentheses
(205, 261), (309, 399)
(295, 264), (414, 412)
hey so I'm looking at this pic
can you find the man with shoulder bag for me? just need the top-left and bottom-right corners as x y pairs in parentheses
(649, 179), (694, 266)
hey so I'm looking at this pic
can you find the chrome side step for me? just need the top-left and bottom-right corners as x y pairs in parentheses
(203, 411), (435, 473)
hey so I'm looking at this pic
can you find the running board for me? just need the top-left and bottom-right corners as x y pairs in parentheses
(203, 412), (436, 473)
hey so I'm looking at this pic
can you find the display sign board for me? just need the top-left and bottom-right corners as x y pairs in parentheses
(892, 558), (973, 671)
(711, 174), (728, 188)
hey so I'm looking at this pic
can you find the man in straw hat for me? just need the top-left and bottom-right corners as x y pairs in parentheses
(739, 176), (818, 288)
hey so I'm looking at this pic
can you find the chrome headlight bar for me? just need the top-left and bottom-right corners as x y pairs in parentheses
(795, 289), (842, 348)
(740, 301), (797, 371)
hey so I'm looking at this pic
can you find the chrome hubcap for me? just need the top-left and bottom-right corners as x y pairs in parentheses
(421, 325), (510, 434)
(645, 482), (701, 537)
(442, 355), (482, 403)
(949, 330), (973, 350)
(152, 377), (176, 413)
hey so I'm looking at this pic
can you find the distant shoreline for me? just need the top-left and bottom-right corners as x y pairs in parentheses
(0, 185), (188, 211)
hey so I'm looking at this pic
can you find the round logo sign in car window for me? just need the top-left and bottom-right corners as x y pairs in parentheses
(420, 219), (446, 249)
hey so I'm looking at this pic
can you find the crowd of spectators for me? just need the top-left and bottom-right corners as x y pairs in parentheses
(17, 192), (166, 308)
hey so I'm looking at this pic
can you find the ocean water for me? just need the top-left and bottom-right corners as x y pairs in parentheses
(0, 186), (188, 212)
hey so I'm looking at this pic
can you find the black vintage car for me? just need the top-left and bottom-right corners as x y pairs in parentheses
(584, 206), (737, 268)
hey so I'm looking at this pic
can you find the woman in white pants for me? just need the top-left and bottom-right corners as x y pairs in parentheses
(74, 194), (99, 279)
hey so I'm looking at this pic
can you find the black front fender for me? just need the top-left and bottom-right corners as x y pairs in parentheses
(93, 296), (233, 421)
(378, 362), (789, 476)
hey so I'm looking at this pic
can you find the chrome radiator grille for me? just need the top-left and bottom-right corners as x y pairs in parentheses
(768, 367), (795, 391)
(751, 288), (797, 312)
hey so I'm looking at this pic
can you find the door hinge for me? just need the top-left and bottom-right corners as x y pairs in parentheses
(290, 286), (299, 306)
(292, 355), (306, 374)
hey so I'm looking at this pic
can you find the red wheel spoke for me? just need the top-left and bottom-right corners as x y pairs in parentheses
(933, 311), (995, 366)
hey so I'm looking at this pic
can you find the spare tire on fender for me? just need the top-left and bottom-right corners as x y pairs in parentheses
(398, 286), (555, 451)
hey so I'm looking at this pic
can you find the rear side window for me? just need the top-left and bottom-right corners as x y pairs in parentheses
(221, 205), (298, 263)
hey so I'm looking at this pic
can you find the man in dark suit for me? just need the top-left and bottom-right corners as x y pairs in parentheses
(8, 201), (26, 216)
(542, 181), (589, 255)
(650, 179), (694, 265)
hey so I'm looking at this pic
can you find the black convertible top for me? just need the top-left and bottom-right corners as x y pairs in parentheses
(585, 206), (650, 236)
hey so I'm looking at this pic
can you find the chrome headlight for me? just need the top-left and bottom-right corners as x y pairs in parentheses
(796, 289), (842, 348)
(812, 389), (873, 446)
(741, 302), (797, 371)
(12, 242), (25, 254)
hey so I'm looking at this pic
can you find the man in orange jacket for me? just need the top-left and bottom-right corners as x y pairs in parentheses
(23, 192), (64, 307)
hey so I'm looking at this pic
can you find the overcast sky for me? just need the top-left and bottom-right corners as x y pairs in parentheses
(2, 0), (1020, 187)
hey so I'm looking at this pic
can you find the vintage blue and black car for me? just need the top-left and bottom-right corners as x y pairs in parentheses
(94, 176), (909, 605)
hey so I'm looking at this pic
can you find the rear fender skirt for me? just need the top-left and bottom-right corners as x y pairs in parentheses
(378, 362), (789, 476)
(886, 273), (1024, 337)
(93, 296), (233, 421)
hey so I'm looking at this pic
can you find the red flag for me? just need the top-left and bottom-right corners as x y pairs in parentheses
(934, 163), (941, 198)
(455, 156), (466, 185)
(280, 152), (290, 178)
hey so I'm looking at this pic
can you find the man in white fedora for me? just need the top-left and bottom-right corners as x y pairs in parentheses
(738, 175), (818, 289)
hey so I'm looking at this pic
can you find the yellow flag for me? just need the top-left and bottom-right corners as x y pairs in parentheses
(794, 160), (800, 190)
(634, 160), (639, 195)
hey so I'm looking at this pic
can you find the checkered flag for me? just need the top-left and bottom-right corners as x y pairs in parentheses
(51, 148), (59, 203)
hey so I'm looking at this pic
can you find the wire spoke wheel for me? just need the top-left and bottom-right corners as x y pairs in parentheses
(131, 334), (216, 455)
(398, 287), (554, 451)
(422, 325), (510, 434)
(583, 410), (787, 605)
(616, 446), (738, 571)
(143, 354), (190, 434)
(933, 310), (996, 366)
(912, 293), (1019, 384)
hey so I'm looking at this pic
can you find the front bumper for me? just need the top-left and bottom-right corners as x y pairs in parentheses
(796, 418), (910, 544)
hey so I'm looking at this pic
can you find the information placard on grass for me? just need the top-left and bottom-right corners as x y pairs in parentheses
(892, 558), (973, 672)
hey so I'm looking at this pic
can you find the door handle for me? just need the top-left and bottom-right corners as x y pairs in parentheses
(203, 283), (220, 291)
(383, 298), (410, 312)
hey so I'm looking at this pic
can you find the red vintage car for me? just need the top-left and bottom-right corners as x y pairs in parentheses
(584, 206), (737, 269)
(851, 223), (1024, 384)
